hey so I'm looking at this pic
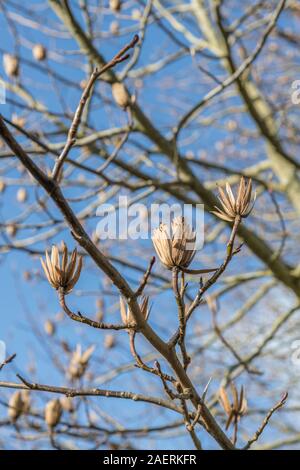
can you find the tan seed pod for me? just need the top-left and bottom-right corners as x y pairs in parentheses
(6, 224), (17, 237)
(219, 387), (232, 417)
(120, 296), (150, 327)
(3, 54), (19, 77)
(40, 242), (83, 294)
(21, 390), (31, 413)
(68, 361), (84, 380)
(0, 180), (6, 193)
(96, 298), (104, 322)
(68, 344), (94, 379)
(12, 114), (25, 128)
(60, 396), (75, 413)
(104, 334), (115, 349)
(211, 177), (256, 223)
(8, 391), (25, 421)
(45, 399), (62, 428)
(44, 319), (56, 336)
(33, 44), (47, 61)
(131, 9), (141, 20)
(152, 216), (196, 270)
(80, 345), (95, 365)
(16, 187), (28, 203)
(219, 383), (247, 430)
(226, 119), (237, 131)
(110, 20), (119, 35)
(109, 0), (121, 11)
(112, 82), (130, 108)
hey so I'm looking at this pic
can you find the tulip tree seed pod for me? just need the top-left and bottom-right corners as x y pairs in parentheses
(104, 334), (115, 349)
(112, 82), (130, 108)
(44, 319), (56, 336)
(33, 44), (47, 61)
(3, 54), (19, 77)
(109, 0), (121, 12)
(17, 187), (28, 203)
(45, 399), (62, 428)
(8, 391), (25, 422)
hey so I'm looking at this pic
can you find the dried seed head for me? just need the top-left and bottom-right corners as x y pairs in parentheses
(40, 242), (82, 294)
(120, 296), (133, 325)
(112, 82), (130, 108)
(110, 20), (119, 35)
(60, 396), (75, 413)
(8, 391), (26, 422)
(68, 344), (95, 380)
(6, 224), (17, 237)
(152, 216), (196, 270)
(140, 296), (150, 321)
(110, 0), (121, 11)
(0, 180), (6, 193)
(45, 399), (62, 428)
(104, 334), (115, 349)
(3, 54), (19, 77)
(226, 119), (237, 131)
(132, 9), (141, 20)
(219, 383), (247, 429)
(44, 319), (56, 336)
(120, 296), (150, 326)
(33, 44), (47, 61)
(21, 390), (31, 414)
(16, 187), (27, 203)
(212, 177), (256, 223)
(95, 298), (104, 322)
(80, 344), (95, 364)
(12, 114), (25, 128)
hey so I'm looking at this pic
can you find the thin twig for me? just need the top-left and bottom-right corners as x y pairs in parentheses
(133, 256), (156, 298)
(172, 267), (190, 370)
(52, 35), (139, 180)
(129, 333), (176, 383)
(210, 299), (260, 375)
(169, 217), (242, 347)
(180, 396), (202, 450)
(59, 289), (135, 331)
(243, 392), (288, 450)
(0, 353), (16, 372)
